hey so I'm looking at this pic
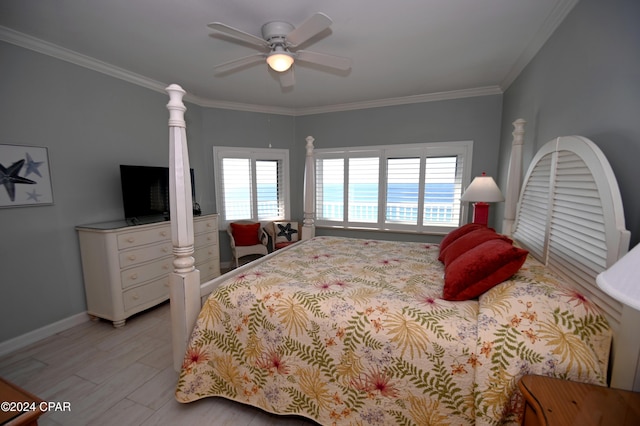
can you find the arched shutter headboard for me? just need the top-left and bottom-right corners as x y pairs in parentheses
(513, 136), (630, 320)
(511, 135), (640, 390)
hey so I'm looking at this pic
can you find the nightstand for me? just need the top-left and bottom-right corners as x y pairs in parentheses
(518, 375), (640, 426)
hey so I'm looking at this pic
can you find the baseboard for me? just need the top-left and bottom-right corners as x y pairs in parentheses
(0, 311), (90, 357)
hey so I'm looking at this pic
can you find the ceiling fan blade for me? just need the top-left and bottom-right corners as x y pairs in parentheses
(208, 22), (269, 48)
(286, 12), (333, 47)
(279, 68), (295, 88)
(296, 50), (352, 71)
(214, 54), (265, 74)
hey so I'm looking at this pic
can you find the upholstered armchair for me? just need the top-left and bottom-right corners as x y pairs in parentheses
(264, 220), (302, 251)
(227, 221), (268, 268)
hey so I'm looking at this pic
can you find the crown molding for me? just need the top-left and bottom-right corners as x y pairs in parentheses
(0, 26), (172, 96)
(1, 25), (502, 116)
(194, 95), (297, 115)
(194, 86), (503, 116)
(293, 86), (503, 116)
(500, 0), (579, 91)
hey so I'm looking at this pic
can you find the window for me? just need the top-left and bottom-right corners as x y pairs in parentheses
(213, 147), (290, 225)
(315, 141), (472, 233)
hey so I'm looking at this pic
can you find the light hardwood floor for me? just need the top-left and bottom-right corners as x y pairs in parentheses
(0, 302), (318, 425)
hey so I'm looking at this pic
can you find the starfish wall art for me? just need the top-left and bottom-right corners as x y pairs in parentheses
(0, 144), (53, 207)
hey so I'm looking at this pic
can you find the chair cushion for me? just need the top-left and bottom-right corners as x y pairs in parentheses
(230, 222), (261, 246)
(274, 221), (299, 245)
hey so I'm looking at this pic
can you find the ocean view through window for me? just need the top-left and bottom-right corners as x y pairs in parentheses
(315, 141), (472, 233)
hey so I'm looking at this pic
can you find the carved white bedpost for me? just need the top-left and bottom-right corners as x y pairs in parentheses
(502, 119), (526, 236)
(302, 136), (315, 240)
(166, 84), (201, 372)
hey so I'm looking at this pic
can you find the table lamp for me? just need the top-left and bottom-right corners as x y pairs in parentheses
(460, 172), (504, 226)
(597, 242), (640, 311)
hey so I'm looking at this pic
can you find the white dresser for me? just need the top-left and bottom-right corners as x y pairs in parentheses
(76, 214), (219, 327)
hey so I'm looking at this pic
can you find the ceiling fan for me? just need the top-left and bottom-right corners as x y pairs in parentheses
(208, 12), (351, 87)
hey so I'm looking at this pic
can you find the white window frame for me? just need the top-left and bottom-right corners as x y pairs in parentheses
(213, 146), (290, 227)
(314, 141), (473, 234)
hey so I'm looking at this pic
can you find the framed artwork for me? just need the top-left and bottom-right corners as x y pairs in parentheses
(0, 144), (54, 207)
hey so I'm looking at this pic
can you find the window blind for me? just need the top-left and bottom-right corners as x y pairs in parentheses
(348, 157), (379, 223)
(423, 156), (461, 226)
(316, 158), (344, 221)
(386, 157), (420, 224)
(256, 160), (283, 219)
(221, 158), (252, 220)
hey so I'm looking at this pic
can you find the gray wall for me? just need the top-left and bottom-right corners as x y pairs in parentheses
(199, 108), (296, 256)
(0, 41), (204, 342)
(497, 0), (640, 247)
(294, 94), (504, 240)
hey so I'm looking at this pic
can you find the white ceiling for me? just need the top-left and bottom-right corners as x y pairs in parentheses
(0, 0), (578, 115)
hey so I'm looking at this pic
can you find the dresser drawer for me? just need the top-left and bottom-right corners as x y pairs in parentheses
(197, 259), (220, 282)
(119, 242), (172, 268)
(194, 244), (218, 264)
(117, 226), (170, 250)
(122, 277), (169, 311)
(195, 232), (218, 248)
(121, 257), (172, 289)
(194, 217), (218, 234)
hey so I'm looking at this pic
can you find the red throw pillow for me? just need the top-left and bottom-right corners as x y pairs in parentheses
(443, 239), (528, 301)
(440, 228), (512, 266)
(230, 222), (261, 246)
(438, 223), (487, 261)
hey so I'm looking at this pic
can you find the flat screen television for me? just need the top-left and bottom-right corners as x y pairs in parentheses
(120, 165), (196, 222)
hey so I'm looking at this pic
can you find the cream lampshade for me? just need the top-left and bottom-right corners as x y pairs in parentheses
(460, 172), (504, 226)
(597, 242), (640, 311)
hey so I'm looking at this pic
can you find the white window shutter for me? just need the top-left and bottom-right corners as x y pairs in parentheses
(316, 158), (344, 222)
(424, 156), (462, 226)
(221, 158), (252, 220)
(385, 157), (420, 225)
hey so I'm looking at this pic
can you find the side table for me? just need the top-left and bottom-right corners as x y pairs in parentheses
(518, 374), (640, 426)
(0, 378), (44, 425)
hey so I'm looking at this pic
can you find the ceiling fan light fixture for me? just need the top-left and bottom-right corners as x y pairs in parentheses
(266, 49), (294, 72)
(210, 13), (347, 84)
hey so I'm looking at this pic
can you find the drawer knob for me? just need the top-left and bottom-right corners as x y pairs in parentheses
(127, 237), (135, 243)
(162, 247), (169, 253)
(160, 231), (167, 237)
(130, 273), (138, 280)
(132, 292), (139, 300)
(128, 255), (137, 261)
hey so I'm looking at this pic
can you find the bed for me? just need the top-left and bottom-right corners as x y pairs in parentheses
(163, 85), (638, 425)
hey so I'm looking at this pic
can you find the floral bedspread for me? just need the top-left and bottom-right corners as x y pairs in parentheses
(175, 236), (611, 426)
